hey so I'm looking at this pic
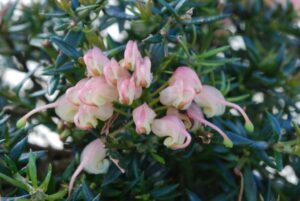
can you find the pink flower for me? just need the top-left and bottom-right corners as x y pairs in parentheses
(66, 78), (89, 106)
(194, 85), (254, 132)
(122, 40), (142, 71)
(134, 57), (152, 88)
(187, 103), (233, 148)
(103, 58), (130, 86)
(194, 85), (225, 117)
(133, 103), (156, 134)
(79, 76), (118, 107)
(151, 115), (191, 149)
(74, 103), (114, 130)
(291, 0), (300, 9)
(169, 67), (202, 93)
(83, 47), (110, 76)
(69, 139), (109, 195)
(117, 77), (142, 105)
(159, 80), (195, 110)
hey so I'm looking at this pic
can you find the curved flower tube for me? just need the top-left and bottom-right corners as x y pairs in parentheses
(134, 56), (152, 88)
(68, 139), (110, 195)
(187, 103), (233, 148)
(194, 85), (254, 132)
(159, 80), (195, 110)
(151, 115), (191, 149)
(17, 94), (78, 128)
(133, 103), (156, 134)
(79, 76), (118, 107)
(74, 103), (114, 130)
(83, 47), (110, 76)
(169, 66), (202, 94)
(103, 58), (130, 86)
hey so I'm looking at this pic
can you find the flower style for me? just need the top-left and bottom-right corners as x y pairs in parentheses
(187, 103), (233, 148)
(134, 56), (152, 88)
(74, 103), (114, 130)
(159, 80), (195, 110)
(133, 103), (156, 134)
(117, 77), (142, 105)
(103, 58), (130, 86)
(17, 94), (78, 128)
(151, 115), (191, 149)
(194, 85), (254, 132)
(69, 139), (110, 195)
(169, 67), (202, 94)
(83, 47), (110, 76)
(79, 76), (118, 107)
(122, 40), (142, 71)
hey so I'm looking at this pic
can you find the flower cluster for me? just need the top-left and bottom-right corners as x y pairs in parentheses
(133, 66), (253, 149)
(17, 40), (254, 194)
(17, 40), (151, 130)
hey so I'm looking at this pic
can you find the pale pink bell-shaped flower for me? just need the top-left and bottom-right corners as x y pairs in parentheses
(74, 103), (114, 130)
(117, 77), (142, 105)
(194, 85), (254, 132)
(194, 85), (225, 117)
(159, 80), (195, 110)
(103, 58), (130, 86)
(169, 67), (202, 94)
(17, 94), (78, 128)
(79, 76), (118, 107)
(134, 57), (152, 88)
(151, 115), (191, 149)
(83, 47), (110, 76)
(133, 103), (156, 134)
(187, 103), (233, 148)
(66, 78), (89, 106)
(69, 139), (110, 195)
(122, 40), (142, 71)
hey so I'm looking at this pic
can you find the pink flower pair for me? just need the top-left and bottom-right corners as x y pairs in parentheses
(133, 103), (191, 150)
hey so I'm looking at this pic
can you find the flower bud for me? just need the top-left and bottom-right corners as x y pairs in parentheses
(117, 77), (142, 105)
(83, 47), (110, 76)
(122, 40), (142, 71)
(134, 57), (152, 88)
(133, 103), (156, 134)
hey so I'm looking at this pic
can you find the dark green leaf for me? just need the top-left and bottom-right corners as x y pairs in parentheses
(51, 36), (81, 59)
(150, 184), (179, 198)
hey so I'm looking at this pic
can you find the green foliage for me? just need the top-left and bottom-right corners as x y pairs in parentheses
(0, 0), (300, 200)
